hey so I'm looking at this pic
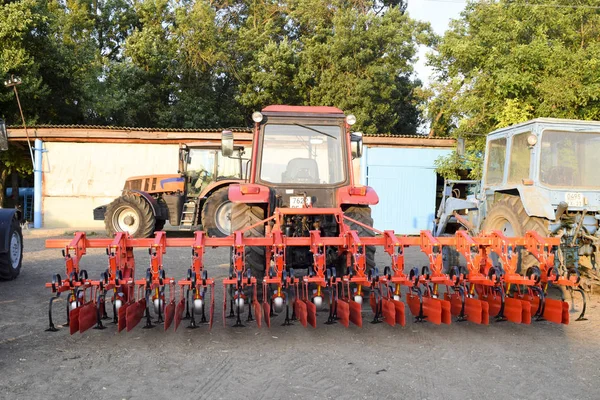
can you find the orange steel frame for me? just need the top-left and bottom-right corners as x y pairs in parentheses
(44, 206), (586, 334)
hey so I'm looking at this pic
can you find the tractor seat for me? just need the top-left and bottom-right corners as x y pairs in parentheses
(282, 158), (320, 183)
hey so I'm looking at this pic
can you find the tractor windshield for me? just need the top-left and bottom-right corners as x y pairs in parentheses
(540, 130), (600, 188)
(259, 123), (345, 185)
(186, 148), (243, 195)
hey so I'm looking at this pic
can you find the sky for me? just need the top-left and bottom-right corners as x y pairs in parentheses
(405, 0), (467, 83)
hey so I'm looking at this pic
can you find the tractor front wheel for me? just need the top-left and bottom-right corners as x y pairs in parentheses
(105, 194), (156, 238)
(230, 203), (266, 283)
(342, 206), (376, 274)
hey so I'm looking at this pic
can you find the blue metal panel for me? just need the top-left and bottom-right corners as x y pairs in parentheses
(367, 147), (452, 234)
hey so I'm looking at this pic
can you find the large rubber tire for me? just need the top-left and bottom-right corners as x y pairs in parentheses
(482, 195), (547, 272)
(201, 187), (232, 238)
(0, 218), (23, 280)
(154, 219), (166, 231)
(104, 194), (156, 238)
(343, 206), (376, 273)
(441, 234), (461, 272)
(230, 203), (266, 282)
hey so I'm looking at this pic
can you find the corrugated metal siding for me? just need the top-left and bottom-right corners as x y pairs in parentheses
(366, 147), (452, 234)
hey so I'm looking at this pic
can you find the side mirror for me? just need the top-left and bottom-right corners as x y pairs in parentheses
(221, 130), (234, 157)
(350, 132), (363, 159)
(0, 119), (8, 151)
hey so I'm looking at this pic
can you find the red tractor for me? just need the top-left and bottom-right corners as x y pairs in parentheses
(222, 105), (376, 282)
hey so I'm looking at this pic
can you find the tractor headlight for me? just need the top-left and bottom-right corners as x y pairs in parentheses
(346, 114), (357, 126)
(252, 112), (263, 123)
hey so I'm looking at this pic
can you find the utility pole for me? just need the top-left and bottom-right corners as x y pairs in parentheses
(4, 75), (34, 167)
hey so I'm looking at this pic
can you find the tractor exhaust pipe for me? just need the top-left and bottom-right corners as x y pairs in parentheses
(555, 201), (568, 220)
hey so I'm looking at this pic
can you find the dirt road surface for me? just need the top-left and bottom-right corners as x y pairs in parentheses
(1, 231), (598, 400)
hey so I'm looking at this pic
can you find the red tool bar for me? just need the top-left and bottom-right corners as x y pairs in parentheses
(46, 230), (561, 251)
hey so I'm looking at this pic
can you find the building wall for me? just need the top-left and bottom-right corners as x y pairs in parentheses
(366, 146), (452, 234)
(42, 142), (179, 228)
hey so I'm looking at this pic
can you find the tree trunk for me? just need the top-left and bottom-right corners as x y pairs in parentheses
(0, 168), (8, 208)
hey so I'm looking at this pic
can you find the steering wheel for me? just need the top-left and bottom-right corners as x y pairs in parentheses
(291, 168), (316, 183)
(194, 169), (211, 189)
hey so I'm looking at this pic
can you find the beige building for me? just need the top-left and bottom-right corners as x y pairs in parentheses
(8, 125), (453, 230)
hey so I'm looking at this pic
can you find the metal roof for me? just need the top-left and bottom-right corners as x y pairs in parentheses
(7, 124), (250, 132)
(6, 124), (455, 148)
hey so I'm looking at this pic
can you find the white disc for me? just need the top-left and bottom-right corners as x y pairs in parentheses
(114, 299), (123, 311)
(353, 295), (363, 305)
(193, 298), (204, 314)
(70, 301), (78, 310)
(153, 298), (163, 314)
(393, 295), (401, 302)
(235, 297), (245, 310)
(312, 296), (323, 310)
(273, 296), (284, 313)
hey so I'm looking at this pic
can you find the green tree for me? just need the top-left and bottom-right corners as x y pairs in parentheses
(427, 0), (600, 178)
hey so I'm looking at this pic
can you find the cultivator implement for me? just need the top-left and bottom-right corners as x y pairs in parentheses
(45, 208), (587, 334)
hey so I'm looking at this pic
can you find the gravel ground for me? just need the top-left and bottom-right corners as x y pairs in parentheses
(0, 229), (599, 400)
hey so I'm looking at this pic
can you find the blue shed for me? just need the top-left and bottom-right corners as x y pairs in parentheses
(360, 135), (454, 234)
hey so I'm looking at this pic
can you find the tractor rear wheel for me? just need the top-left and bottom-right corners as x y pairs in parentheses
(201, 187), (232, 238)
(343, 206), (376, 274)
(105, 194), (156, 238)
(230, 203), (266, 284)
(481, 195), (547, 272)
(0, 218), (23, 280)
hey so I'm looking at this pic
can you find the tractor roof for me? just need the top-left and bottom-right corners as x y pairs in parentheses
(261, 105), (345, 116)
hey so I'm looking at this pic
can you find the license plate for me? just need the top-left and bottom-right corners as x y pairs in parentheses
(289, 196), (311, 208)
(565, 192), (584, 207)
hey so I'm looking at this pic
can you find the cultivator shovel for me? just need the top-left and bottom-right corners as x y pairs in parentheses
(45, 207), (588, 334)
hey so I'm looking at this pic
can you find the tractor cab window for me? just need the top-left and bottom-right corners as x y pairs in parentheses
(485, 138), (507, 185)
(186, 148), (244, 195)
(508, 132), (531, 183)
(259, 123), (345, 185)
(540, 130), (600, 188)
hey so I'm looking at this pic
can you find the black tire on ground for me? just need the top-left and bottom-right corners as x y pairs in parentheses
(104, 194), (156, 238)
(230, 203), (266, 282)
(481, 195), (548, 273)
(201, 187), (232, 238)
(343, 206), (376, 274)
(0, 218), (23, 281)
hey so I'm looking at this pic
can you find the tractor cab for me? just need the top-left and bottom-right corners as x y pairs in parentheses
(221, 105), (368, 209)
(179, 143), (245, 197)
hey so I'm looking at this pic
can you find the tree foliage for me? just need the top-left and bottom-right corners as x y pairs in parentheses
(427, 0), (600, 178)
(0, 0), (430, 134)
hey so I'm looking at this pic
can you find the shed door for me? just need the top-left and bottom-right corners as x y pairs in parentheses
(366, 147), (450, 234)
